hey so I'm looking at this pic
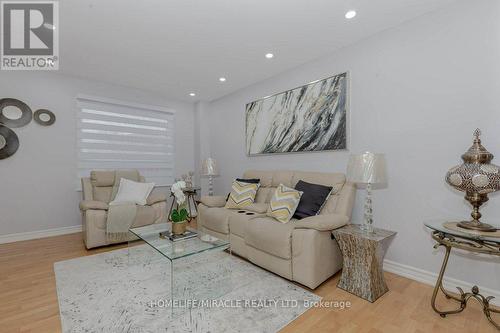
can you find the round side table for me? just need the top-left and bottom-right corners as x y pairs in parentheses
(424, 220), (500, 330)
(167, 187), (200, 222)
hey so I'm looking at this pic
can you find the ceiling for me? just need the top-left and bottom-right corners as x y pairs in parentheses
(59, 0), (457, 102)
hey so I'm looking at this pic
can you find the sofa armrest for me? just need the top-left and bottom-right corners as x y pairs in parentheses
(80, 200), (109, 211)
(146, 192), (167, 205)
(200, 195), (227, 208)
(294, 213), (349, 231)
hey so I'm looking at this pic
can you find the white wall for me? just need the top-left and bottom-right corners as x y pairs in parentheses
(205, 0), (500, 290)
(0, 72), (195, 236)
(193, 101), (213, 196)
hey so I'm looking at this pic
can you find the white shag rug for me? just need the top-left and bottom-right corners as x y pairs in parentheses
(54, 245), (320, 333)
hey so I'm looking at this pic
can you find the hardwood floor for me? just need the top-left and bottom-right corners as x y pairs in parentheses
(0, 231), (497, 333)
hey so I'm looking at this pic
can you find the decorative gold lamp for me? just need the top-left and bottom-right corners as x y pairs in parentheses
(445, 129), (500, 232)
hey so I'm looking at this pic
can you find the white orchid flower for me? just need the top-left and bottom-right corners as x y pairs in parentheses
(175, 192), (186, 205)
(171, 180), (187, 205)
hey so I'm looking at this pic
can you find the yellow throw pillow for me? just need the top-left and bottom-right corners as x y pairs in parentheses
(225, 180), (260, 209)
(267, 184), (303, 223)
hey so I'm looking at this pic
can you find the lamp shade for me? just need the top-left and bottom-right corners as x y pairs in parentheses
(201, 157), (219, 176)
(347, 152), (387, 184)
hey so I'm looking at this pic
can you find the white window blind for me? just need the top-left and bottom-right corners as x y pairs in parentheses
(77, 95), (175, 186)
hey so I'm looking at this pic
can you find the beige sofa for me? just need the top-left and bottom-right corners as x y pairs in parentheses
(80, 171), (168, 249)
(197, 170), (356, 289)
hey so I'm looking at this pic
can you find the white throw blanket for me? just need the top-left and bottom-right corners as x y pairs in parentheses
(106, 202), (137, 241)
(106, 170), (140, 241)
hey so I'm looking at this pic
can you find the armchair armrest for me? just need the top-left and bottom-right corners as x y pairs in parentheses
(294, 213), (349, 231)
(80, 200), (109, 211)
(146, 192), (167, 205)
(200, 195), (226, 208)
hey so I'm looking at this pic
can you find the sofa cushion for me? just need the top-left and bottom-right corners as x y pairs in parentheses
(111, 170), (141, 199)
(225, 180), (260, 209)
(243, 170), (273, 187)
(90, 170), (143, 203)
(319, 188), (342, 214)
(236, 178), (260, 184)
(255, 187), (273, 203)
(294, 213), (349, 231)
(93, 186), (113, 203)
(200, 195), (227, 207)
(91, 171), (115, 187)
(291, 171), (345, 188)
(245, 216), (297, 259)
(294, 180), (332, 219)
(267, 184), (303, 223)
(271, 171), (294, 187)
(245, 203), (268, 214)
(90, 204), (156, 230)
(146, 192), (167, 205)
(200, 207), (231, 234)
(229, 211), (263, 237)
(133, 205), (157, 228)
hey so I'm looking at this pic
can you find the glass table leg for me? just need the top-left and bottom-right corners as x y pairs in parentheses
(170, 258), (174, 318)
(127, 232), (132, 266)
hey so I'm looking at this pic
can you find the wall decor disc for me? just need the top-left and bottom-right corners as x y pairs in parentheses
(0, 125), (19, 160)
(0, 98), (33, 128)
(34, 109), (56, 126)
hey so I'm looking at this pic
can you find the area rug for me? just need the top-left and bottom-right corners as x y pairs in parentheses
(54, 245), (320, 333)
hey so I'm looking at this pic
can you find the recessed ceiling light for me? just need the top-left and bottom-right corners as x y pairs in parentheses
(345, 10), (356, 19)
(265, 53), (274, 59)
(219, 77), (226, 82)
(189, 92), (196, 97)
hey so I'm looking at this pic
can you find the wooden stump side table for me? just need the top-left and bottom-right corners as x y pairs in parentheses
(332, 224), (396, 302)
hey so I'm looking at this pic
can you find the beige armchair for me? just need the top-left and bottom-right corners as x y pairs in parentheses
(80, 170), (167, 249)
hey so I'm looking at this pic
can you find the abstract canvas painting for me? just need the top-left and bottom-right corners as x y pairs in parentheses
(246, 72), (348, 155)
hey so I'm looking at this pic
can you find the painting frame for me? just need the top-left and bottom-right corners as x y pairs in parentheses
(245, 71), (350, 156)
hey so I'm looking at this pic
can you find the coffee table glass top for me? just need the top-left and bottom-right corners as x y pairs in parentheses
(129, 223), (229, 261)
(424, 219), (500, 244)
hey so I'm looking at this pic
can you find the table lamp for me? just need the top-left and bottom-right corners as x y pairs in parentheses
(347, 152), (387, 233)
(201, 157), (219, 196)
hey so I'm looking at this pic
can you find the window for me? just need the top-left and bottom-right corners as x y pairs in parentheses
(77, 95), (175, 186)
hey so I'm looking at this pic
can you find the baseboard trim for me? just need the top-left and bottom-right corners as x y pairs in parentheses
(384, 259), (500, 306)
(0, 225), (82, 244)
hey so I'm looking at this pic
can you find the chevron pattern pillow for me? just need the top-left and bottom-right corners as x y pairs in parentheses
(225, 180), (260, 209)
(267, 184), (303, 223)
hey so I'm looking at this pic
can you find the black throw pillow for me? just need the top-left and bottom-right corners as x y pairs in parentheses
(226, 178), (261, 201)
(293, 180), (333, 219)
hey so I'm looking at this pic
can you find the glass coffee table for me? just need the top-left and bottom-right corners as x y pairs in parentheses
(128, 223), (231, 316)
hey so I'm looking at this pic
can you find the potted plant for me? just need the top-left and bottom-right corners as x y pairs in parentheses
(170, 180), (189, 235)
